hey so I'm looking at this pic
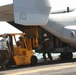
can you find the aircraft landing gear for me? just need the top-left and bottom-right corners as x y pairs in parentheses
(60, 52), (73, 60)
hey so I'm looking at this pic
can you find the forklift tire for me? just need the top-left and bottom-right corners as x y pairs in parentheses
(31, 55), (38, 65)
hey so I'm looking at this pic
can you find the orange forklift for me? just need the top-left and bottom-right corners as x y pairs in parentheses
(0, 32), (38, 68)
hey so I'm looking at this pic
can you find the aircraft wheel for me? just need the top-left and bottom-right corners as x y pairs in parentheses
(31, 55), (38, 65)
(66, 52), (73, 59)
(60, 53), (66, 60)
(60, 52), (73, 60)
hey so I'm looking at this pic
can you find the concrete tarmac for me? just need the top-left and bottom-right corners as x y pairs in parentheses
(0, 61), (76, 75)
(0, 53), (76, 75)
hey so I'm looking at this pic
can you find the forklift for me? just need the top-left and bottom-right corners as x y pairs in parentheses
(0, 33), (38, 68)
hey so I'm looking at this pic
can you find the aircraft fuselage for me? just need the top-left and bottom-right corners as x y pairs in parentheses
(41, 9), (76, 48)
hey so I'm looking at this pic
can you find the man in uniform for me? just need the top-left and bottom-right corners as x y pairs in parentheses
(0, 33), (11, 70)
(42, 33), (53, 62)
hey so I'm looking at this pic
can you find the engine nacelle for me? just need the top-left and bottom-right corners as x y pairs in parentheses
(13, 0), (51, 25)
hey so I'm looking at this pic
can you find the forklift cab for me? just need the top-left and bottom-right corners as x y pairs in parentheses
(0, 33), (37, 67)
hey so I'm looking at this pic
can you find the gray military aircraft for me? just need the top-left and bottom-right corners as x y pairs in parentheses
(0, 0), (76, 60)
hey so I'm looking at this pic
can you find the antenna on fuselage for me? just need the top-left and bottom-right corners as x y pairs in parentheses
(67, 7), (70, 12)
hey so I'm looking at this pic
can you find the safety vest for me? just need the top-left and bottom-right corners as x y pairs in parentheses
(0, 38), (8, 50)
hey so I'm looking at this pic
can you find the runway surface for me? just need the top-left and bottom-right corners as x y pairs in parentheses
(0, 59), (76, 75)
(0, 53), (76, 75)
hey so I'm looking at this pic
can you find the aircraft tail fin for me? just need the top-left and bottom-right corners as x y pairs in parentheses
(13, 0), (51, 25)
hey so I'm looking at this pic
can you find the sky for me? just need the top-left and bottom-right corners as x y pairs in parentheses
(50, 0), (76, 11)
(0, 0), (22, 34)
(0, 0), (76, 34)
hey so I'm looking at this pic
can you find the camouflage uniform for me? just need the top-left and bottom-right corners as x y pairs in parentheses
(0, 50), (10, 70)
(0, 34), (10, 70)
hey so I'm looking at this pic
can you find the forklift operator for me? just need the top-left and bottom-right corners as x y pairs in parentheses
(17, 36), (23, 48)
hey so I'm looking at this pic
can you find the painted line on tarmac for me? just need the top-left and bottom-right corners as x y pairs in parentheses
(3, 63), (76, 75)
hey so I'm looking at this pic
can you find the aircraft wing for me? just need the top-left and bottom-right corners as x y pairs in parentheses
(0, 4), (14, 21)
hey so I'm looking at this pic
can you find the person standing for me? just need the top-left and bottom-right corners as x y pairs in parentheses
(42, 33), (53, 62)
(0, 33), (11, 70)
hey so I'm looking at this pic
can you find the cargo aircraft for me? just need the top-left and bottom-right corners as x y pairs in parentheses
(0, 0), (76, 60)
